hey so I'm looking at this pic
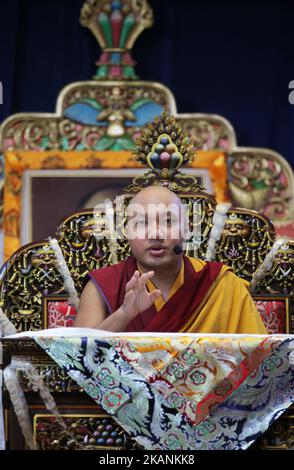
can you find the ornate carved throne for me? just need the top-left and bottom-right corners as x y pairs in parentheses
(1, 113), (293, 331)
(1, 114), (294, 450)
(0, 0), (293, 451)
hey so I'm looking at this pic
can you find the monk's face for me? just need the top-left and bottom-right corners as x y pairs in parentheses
(126, 187), (186, 270)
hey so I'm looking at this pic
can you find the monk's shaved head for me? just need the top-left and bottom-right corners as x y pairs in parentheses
(128, 186), (182, 209)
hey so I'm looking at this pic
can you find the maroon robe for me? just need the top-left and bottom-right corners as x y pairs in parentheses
(88, 256), (223, 332)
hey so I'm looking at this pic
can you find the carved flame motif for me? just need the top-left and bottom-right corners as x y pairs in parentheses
(80, 0), (154, 80)
(125, 113), (204, 194)
(0, 114), (293, 333)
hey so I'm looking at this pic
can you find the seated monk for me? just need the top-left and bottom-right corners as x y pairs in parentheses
(74, 186), (267, 334)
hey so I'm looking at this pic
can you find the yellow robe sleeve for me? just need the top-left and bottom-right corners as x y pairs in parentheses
(218, 270), (268, 334)
(182, 265), (268, 334)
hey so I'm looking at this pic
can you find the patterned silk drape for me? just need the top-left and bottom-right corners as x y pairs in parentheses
(35, 333), (294, 450)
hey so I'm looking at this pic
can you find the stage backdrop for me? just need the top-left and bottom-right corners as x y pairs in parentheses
(0, 0), (294, 167)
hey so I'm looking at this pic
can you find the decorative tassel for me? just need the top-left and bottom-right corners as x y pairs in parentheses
(3, 358), (74, 451)
(0, 309), (17, 337)
(4, 360), (38, 450)
(94, 199), (119, 265)
(49, 238), (80, 310)
(0, 310), (17, 449)
(250, 238), (288, 292)
(205, 203), (231, 261)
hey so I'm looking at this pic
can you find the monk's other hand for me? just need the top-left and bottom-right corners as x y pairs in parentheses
(121, 270), (161, 320)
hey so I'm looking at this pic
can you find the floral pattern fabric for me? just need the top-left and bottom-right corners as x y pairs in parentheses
(35, 334), (294, 450)
(47, 301), (77, 329)
(254, 300), (286, 334)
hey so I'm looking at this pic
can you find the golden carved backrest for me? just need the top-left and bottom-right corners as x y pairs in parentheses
(0, 194), (293, 332)
(0, 112), (293, 332)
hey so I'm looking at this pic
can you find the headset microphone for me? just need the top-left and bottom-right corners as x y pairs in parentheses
(173, 244), (183, 255)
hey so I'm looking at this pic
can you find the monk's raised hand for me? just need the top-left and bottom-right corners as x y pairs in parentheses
(125, 270), (140, 293)
(122, 270), (161, 319)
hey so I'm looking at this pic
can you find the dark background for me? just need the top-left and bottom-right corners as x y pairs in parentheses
(0, 0), (293, 167)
